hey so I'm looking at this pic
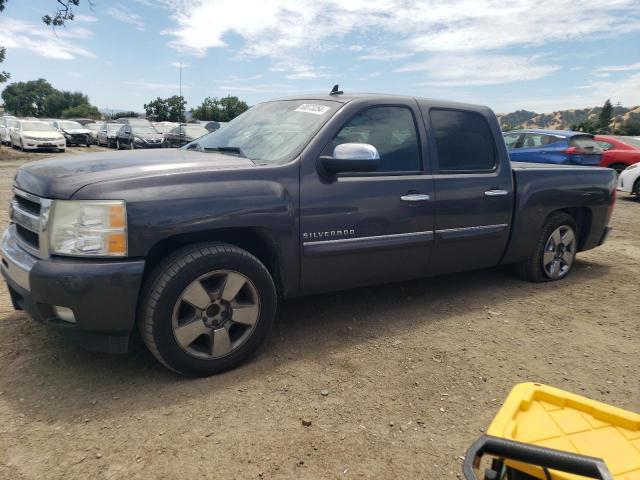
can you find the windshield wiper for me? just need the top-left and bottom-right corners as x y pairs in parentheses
(203, 146), (247, 158)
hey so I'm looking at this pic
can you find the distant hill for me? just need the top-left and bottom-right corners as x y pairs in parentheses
(497, 105), (640, 132)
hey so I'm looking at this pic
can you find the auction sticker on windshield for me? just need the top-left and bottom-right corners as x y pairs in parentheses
(294, 104), (331, 115)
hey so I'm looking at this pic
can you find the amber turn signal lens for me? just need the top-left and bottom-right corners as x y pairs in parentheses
(107, 232), (127, 255)
(109, 205), (126, 228)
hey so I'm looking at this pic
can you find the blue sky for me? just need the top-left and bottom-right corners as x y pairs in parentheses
(0, 0), (639, 114)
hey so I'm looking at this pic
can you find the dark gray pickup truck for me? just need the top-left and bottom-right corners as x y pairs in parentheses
(1, 93), (616, 376)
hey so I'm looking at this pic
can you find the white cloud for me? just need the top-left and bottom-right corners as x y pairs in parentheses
(400, 54), (561, 86)
(74, 14), (98, 23)
(107, 4), (145, 32)
(0, 18), (95, 60)
(157, 0), (640, 65)
(595, 62), (640, 73)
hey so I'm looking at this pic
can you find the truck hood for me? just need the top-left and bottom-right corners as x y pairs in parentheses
(14, 148), (256, 199)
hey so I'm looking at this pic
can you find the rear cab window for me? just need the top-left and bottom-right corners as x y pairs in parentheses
(430, 109), (496, 173)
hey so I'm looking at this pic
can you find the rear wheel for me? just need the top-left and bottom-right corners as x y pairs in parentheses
(116, 139), (121, 150)
(139, 243), (277, 376)
(515, 212), (578, 282)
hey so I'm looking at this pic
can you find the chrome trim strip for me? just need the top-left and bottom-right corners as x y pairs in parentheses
(436, 223), (509, 241)
(484, 190), (509, 197)
(1, 225), (36, 291)
(13, 187), (42, 205)
(303, 230), (433, 246)
(303, 230), (434, 257)
(11, 201), (40, 233)
(400, 194), (431, 202)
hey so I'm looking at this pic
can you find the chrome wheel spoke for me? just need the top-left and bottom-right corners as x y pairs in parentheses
(220, 272), (246, 302)
(550, 230), (561, 249)
(561, 228), (575, 248)
(182, 281), (211, 309)
(231, 304), (259, 326)
(211, 327), (232, 356)
(543, 250), (555, 266)
(174, 319), (208, 348)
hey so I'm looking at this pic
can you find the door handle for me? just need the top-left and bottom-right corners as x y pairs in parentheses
(400, 193), (431, 202)
(484, 189), (508, 197)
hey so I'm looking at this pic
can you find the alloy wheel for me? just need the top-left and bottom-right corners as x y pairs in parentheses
(542, 225), (576, 279)
(172, 270), (261, 359)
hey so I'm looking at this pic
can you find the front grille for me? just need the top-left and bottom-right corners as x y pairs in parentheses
(16, 225), (39, 249)
(11, 188), (49, 258)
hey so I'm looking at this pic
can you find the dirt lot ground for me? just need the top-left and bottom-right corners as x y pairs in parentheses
(0, 145), (637, 480)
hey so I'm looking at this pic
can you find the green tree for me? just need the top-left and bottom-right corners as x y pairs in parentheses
(113, 111), (139, 119)
(572, 118), (600, 134)
(1, 78), (56, 116)
(598, 99), (613, 133)
(144, 96), (186, 122)
(1, 78), (100, 117)
(62, 103), (101, 119)
(191, 95), (249, 121)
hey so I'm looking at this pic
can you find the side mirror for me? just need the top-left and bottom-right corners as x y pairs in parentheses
(320, 143), (380, 174)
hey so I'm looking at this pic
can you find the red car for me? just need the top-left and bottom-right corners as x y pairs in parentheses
(595, 135), (640, 172)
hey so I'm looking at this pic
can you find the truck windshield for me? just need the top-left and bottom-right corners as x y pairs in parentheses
(187, 100), (341, 164)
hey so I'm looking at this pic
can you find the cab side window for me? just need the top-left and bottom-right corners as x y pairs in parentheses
(332, 106), (421, 172)
(430, 109), (496, 172)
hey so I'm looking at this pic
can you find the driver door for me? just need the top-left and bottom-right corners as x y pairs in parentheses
(299, 101), (434, 295)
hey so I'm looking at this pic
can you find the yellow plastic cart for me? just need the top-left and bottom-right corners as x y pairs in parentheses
(463, 383), (640, 480)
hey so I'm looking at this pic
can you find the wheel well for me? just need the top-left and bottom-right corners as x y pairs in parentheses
(549, 207), (592, 251)
(143, 228), (284, 297)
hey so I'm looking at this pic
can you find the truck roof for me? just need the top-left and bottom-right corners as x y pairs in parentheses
(269, 92), (494, 114)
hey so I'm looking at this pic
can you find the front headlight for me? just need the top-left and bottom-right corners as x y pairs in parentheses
(134, 137), (144, 143)
(49, 200), (127, 257)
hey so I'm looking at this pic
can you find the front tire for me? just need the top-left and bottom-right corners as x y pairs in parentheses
(116, 139), (121, 150)
(139, 243), (277, 376)
(515, 212), (578, 282)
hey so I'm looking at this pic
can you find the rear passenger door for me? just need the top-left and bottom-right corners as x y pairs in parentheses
(425, 108), (514, 274)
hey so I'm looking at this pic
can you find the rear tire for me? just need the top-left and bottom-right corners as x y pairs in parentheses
(116, 139), (121, 150)
(633, 179), (640, 197)
(515, 212), (578, 282)
(139, 242), (277, 376)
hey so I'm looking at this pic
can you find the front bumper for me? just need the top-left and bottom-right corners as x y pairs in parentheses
(1, 225), (145, 353)
(23, 139), (66, 150)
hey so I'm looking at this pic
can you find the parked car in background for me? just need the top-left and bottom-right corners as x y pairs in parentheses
(200, 121), (227, 132)
(503, 129), (602, 166)
(9, 120), (66, 152)
(115, 124), (163, 149)
(97, 123), (124, 148)
(163, 124), (209, 148)
(0, 116), (16, 144)
(116, 117), (152, 127)
(594, 135), (640, 173)
(85, 122), (103, 144)
(48, 119), (92, 147)
(152, 121), (179, 134)
(618, 163), (640, 197)
(68, 118), (95, 126)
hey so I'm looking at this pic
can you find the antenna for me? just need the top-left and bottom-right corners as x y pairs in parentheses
(179, 63), (183, 138)
(330, 84), (343, 95)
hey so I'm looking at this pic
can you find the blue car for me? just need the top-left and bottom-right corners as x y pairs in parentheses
(503, 129), (602, 165)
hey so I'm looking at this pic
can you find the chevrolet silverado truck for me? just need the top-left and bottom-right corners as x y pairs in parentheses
(1, 93), (616, 376)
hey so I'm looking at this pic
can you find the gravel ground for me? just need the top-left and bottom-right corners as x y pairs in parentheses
(0, 145), (637, 480)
